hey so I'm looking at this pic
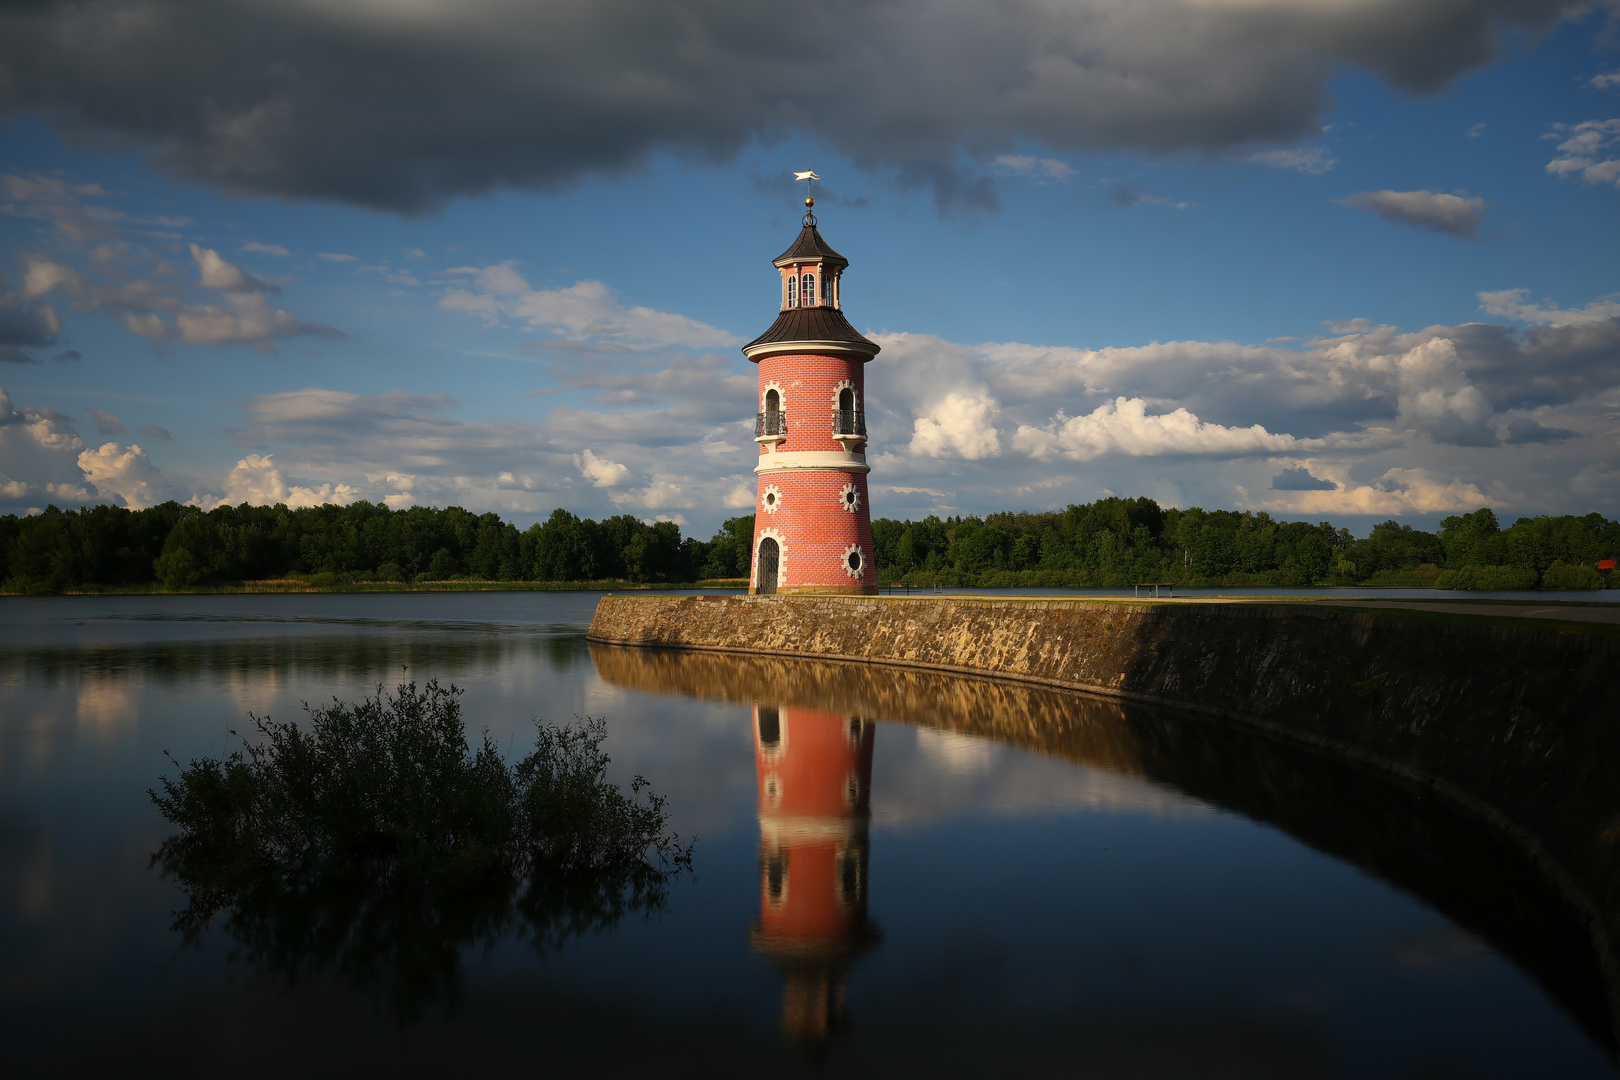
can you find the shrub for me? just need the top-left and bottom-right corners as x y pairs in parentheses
(1433, 565), (1539, 591)
(1540, 562), (1605, 590)
(150, 681), (692, 1020)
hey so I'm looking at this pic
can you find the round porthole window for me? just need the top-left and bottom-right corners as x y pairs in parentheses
(761, 485), (783, 514)
(839, 482), (860, 513)
(844, 546), (864, 577)
(764, 491), (777, 508)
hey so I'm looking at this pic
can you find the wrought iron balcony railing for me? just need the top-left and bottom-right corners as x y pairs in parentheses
(833, 409), (867, 439)
(755, 412), (788, 439)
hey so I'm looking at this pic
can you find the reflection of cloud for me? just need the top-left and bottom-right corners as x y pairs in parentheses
(876, 726), (1211, 830)
(75, 680), (136, 736)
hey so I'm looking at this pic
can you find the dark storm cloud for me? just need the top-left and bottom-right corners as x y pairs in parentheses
(0, 0), (1581, 214)
(1271, 466), (1337, 490)
(1443, 318), (1620, 409)
(0, 272), (60, 363)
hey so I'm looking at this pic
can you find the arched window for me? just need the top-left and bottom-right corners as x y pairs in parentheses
(802, 273), (815, 306)
(838, 387), (854, 412)
(764, 388), (780, 416)
(786, 275), (797, 308)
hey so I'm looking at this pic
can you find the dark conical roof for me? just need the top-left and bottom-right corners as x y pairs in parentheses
(743, 306), (879, 359)
(774, 218), (848, 268)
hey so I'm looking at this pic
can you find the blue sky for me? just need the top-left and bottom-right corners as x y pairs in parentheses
(1, 0), (1618, 537)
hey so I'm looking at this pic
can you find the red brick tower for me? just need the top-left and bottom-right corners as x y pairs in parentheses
(744, 181), (881, 595)
(748, 702), (879, 1056)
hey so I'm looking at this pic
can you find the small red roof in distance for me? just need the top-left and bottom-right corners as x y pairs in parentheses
(1599, 559), (1616, 570)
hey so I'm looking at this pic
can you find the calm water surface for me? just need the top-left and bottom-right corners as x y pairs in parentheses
(1, 592), (1613, 1077)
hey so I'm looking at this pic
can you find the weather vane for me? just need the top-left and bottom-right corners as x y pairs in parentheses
(793, 168), (820, 223)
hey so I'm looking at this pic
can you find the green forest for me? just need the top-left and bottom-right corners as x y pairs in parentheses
(1, 497), (1616, 593)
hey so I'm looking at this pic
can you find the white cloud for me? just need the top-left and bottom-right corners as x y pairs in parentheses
(212, 453), (358, 509)
(76, 442), (176, 509)
(1248, 146), (1336, 175)
(1477, 288), (1620, 326)
(1253, 467), (1497, 516)
(241, 241), (291, 257)
(910, 392), (1002, 460)
(1337, 189), (1485, 238)
(1546, 119), (1620, 188)
(21, 256), (82, 299)
(316, 252), (358, 262)
(1592, 72), (1620, 90)
(1014, 396), (1302, 461)
(441, 263), (737, 347)
(190, 243), (275, 292)
(992, 155), (1074, 181)
(577, 448), (630, 487)
(173, 292), (340, 347)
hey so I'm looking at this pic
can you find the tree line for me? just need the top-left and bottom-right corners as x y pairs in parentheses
(1, 497), (1615, 593)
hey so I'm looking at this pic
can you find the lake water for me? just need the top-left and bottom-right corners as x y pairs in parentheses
(2, 592), (1614, 1078)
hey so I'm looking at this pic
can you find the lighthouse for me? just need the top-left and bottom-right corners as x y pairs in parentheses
(744, 177), (881, 595)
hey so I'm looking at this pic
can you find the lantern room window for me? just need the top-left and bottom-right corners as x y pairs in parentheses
(802, 273), (815, 306)
(786, 275), (797, 308)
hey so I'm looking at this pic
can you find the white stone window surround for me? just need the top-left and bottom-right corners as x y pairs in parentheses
(754, 527), (788, 589)
(843, 542), (865, 579)
(760, 483), (784, 514)
(760, 381), (787, 414)
(830, 379), (859, 412)
(838, 481), (860, 513)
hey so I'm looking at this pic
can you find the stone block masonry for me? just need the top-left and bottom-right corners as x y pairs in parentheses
(589, 592), (1620, 1041)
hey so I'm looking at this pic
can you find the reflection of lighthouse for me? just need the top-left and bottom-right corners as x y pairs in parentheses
(750, 702), (880, 1058)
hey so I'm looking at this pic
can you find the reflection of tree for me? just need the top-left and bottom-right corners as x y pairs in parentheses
(150, 681), (692, 1023)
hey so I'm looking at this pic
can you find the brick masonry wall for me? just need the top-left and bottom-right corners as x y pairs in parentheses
(588, 592), (1620, 1018)
(752, 350), (875, 591)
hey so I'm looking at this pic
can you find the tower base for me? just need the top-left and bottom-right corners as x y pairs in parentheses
(750, 585), (878, 597)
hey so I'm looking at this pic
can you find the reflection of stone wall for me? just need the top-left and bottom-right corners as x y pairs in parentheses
(590, 594), (1620, 1047)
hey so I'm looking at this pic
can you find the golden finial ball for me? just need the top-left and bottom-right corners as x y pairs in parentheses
(805, 196), (815, 208)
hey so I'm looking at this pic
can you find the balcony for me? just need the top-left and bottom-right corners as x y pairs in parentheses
(833, 409), (866, 448)
(755, 411), (788, 446)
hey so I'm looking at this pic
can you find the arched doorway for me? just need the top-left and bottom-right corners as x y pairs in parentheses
(757, 537), (780, 594)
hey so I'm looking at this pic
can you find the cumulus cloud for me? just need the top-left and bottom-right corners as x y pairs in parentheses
(442, 264), (736, 347)
(76, 442), (176, 509)
(212, 453), (358, 509)
(1337, 189), (1486, 238)
(172, 291), (339, 348)
(1271, 466), (1336, 490)
(1477, 289), (1620, 326)
(1013, 397), (1304, 461)
(0, 270), (62, 363)
(577, 449), (631, 487)
(910, 392), (1003, 460)
(2, 179), (338, 351)
(1546, 119), (1620, 188)
(1255, 467), (1496, 516)
(0, 0), (1577, 214)
(190, 243), (275, 292)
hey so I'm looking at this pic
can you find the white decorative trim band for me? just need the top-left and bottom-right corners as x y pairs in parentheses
(743, 339), (880, 361)
(755, 450), (870, 475)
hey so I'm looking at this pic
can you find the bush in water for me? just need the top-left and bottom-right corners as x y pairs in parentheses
(150, 681), (693, 1021)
